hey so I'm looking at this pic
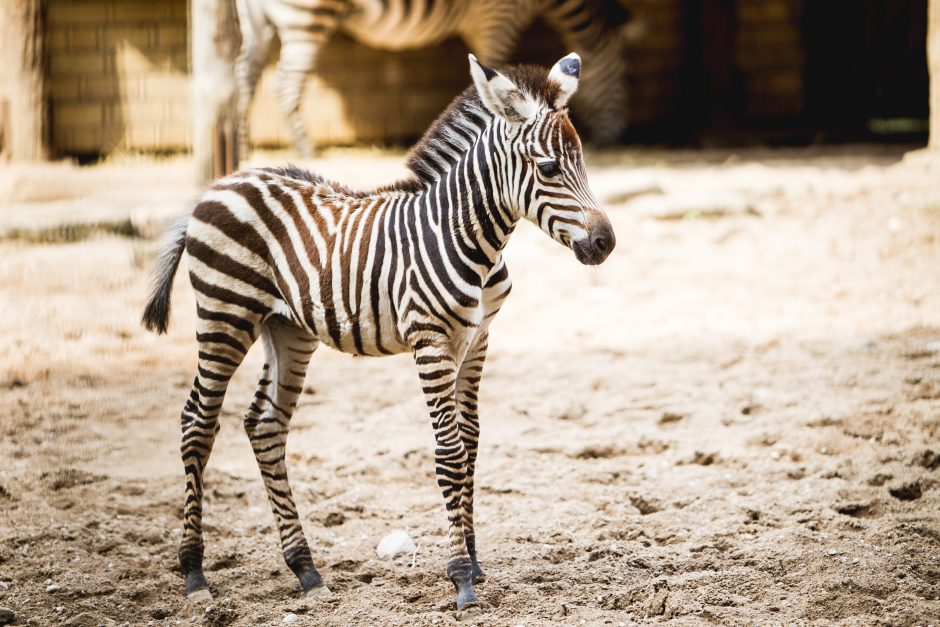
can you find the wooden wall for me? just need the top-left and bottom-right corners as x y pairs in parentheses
(737, 0), (804, 118)
(248, 37), (469, 148)
(624, 0), (688, 126)
(45, 0), (189, 154)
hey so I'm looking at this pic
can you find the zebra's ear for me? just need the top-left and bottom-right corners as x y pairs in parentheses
(548, 52), (580, 109)
(468, 54), (537, 124)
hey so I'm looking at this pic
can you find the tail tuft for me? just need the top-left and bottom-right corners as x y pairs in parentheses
(142, 216), (188, 334)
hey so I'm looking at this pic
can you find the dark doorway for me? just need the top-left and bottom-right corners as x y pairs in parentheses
(804, 0), (929, 141)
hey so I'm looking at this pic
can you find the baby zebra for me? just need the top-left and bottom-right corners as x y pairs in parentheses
(143, 53), (615, 611)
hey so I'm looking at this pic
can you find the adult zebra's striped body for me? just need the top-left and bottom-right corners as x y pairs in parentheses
(144, 53), (615, 611)
(235, 0), (630, 158)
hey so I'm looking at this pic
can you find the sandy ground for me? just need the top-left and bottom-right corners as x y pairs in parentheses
(0, 146), (939, 626)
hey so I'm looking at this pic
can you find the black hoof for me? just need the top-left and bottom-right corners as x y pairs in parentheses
(185, 570), (210, 601)
(297, 568), (324, 595)
(455, 580), (479, 611)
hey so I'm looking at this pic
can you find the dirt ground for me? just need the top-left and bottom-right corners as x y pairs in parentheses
(0, 146), (939, 626)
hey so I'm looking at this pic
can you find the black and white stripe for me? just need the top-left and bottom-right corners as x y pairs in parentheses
(235, 0), (631, 158)
(144, 53), (615, 611)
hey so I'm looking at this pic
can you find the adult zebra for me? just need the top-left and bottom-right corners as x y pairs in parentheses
(144, 53), (614, 611)
(235, 0), (630, 158)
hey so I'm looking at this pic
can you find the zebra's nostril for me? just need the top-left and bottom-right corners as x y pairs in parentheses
(587, 222), (615, 259)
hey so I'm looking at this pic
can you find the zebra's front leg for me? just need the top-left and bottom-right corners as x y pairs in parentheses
(414, 343), (477, 610)
(244, 319), (329, 597)
(456, 331), (489, 585)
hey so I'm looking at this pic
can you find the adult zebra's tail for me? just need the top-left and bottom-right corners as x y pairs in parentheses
(142, 216), (189, 334)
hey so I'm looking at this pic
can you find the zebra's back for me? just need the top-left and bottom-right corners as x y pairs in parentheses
(187, 166), (413, 357)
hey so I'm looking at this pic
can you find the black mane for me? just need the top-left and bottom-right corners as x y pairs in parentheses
(395, 63), (563, 192)
(261, 163), (368, 197)
(264, 64), (563, 196)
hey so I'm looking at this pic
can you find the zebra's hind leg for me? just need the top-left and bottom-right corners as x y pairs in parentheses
(456, 331), (490, 585)
(412, 342), (477, 611)
(179, 315), (259, 601)
(243, 317), (328, 597)
(234, 8), (275, 162)
(543, 1), (629, 145)
(275, 36), (333, 159)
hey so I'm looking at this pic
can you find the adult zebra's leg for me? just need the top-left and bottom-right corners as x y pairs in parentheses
(243, 317), (328, 596)
(458, 3), (531, 66)
(413, 342), (477, 610)
(179, 313), (259, 601)
(234, 30), (275, 161)
(544, 0), (629, 145)
(455, 331), (489, 585)
(568, 36), (628, 146)
(234, 0), (275, 161)
(275, 36), (332, 159)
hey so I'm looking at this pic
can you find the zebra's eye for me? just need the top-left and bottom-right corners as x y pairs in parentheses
(537, 161), (561, 178)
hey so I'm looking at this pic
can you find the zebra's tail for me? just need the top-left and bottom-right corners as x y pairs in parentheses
(142, 215), (189, 334)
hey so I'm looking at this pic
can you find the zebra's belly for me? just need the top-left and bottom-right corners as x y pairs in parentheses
(342, 0), (462, 51)
(343, 25), (448, 51)
(302, 302), (411, 357)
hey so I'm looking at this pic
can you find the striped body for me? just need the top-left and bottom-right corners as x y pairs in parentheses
(191, 166), (511, 358)
(235, 0), (630, 157)
(145, 56), (614, 610)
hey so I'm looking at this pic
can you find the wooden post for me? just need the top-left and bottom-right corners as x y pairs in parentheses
(0, 0), (49, 161)
(191, 0), (240, 185)
(930, 0), (940, 149)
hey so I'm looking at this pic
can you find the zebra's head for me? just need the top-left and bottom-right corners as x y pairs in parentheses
(468, 53), (616, 266)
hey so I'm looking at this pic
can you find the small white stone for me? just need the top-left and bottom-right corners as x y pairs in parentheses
(46, 584), (61, 593)
(376, 530), (416, 559)
(827, 549), (838, 556)
(283, 613), (299, 624)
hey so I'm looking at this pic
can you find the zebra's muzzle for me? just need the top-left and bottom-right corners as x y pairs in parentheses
(573, 220), (615, 265)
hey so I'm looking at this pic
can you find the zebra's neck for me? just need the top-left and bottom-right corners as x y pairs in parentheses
(402, 86), (491, 189)
(400, 121), (518, 279)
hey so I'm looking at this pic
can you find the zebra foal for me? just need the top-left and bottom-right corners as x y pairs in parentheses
(144, 53), (614, 611)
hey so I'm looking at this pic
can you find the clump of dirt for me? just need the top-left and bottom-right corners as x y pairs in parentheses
(889, 482), (924, 501)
